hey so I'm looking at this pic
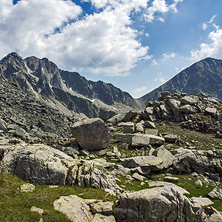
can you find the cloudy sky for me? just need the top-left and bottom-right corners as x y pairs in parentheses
(0, 0), (222, 98)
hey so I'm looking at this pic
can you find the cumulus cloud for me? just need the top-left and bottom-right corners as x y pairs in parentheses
(191, 27), (222, 60)
(0, 0), (182, 76)
(0, 0), (82, 56)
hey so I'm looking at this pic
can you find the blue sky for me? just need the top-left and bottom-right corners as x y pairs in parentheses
(1, 0), (222, 98)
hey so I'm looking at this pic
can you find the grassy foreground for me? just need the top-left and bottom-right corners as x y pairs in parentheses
(0, 174), (116, 222)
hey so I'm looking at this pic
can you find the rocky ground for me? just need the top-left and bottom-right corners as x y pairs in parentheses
(0, 91), (222, 221)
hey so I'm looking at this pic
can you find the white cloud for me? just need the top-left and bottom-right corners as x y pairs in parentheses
(158, 17), (165, 22)
(132, 86), (147, 93)
(191, 26), (222, 60)
(151, 59), (158, 66)
(0, 0), (182, 76)
(144, 0), (182, 22)
(162, 52), (177, 59)
(0, 0), (82, 56)
(202, 23), (208, 31)
(209, 15), (217, 24)
(202, 14), (217, 31)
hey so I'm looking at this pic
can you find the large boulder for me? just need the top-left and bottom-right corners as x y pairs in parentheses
(0, 143), (76, 185)
(172, 148), (222, 180)
(114, 186), (203, 222)
(70, 118), (111, 151)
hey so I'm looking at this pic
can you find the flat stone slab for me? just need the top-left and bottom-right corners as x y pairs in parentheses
(191, 197), (214, 208)
(114, 133), (165, 147)
(148, 181), (189, 195)
(163, 176), (179, 183)
(122, 156), (163, 169)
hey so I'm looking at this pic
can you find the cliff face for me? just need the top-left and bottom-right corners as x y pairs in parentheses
(139, 58), (222, 106)
(0, 52), (137, 118)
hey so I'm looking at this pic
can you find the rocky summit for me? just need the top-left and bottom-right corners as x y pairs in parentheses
(0, 57), (222, 221)
(139, 58), (222, 107)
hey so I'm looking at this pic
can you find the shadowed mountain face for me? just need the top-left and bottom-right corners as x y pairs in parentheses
(0, 52), (137, 118)
(139, 58), (222, 106)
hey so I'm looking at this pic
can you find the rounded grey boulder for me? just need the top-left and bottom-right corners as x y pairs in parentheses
(70, 118), (111, 151)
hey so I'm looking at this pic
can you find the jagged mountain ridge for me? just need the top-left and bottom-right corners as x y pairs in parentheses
(0, 52), (137, 117)
(139, 58), (222, 106)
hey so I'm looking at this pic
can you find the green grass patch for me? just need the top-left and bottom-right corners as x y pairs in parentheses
(0, 173), (116, 222)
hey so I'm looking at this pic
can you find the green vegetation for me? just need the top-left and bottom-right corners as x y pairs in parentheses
(0, 174), (116, 222)
(153, 173), (222, 211)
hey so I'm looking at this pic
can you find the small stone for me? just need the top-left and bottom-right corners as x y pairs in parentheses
(195, 180), (203, 187)
(49, 185), (59, 189)
(132, 172), (145, 181)
(30, 206), (44, 216)
(20, 183), (35, 193)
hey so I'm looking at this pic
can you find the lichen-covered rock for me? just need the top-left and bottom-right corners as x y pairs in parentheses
(20, 183), (35, 193)
(152, 146), (175, 169)
(114, 186), (203, 222)
(91, 201), (114, 216)
(71, 118), (111, 151)
(92, 214), (116, 222)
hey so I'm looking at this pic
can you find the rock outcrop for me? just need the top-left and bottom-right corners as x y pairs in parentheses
(114, 185), (219, 222)
(0, 138), (120, 194)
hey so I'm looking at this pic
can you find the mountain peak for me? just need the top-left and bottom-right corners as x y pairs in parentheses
(139, 57), (222, 106)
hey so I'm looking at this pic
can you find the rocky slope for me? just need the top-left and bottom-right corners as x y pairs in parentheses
(0, 77), (85, 141)
(0, 52), (137, 118)
(139, 58), (222, 106)
(0, 90), (222, 221)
